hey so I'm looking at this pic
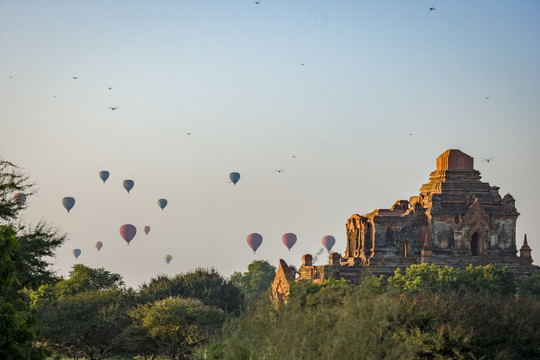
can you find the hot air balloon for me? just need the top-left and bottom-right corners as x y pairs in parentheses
(321, 235), (336, 253)
(62, 197), (76, 213)
(99, 170), (110, 183)
(229, 172), (241, 186)
(157, 199), (168, 210)
(164, 254), (172, 264)
(95, 241), (103, 251)
(72, 248), (81, 259)
(13, 192), (26, 206)
(282, 233), (297, 251)
(246, 233), (263, 254)
(119, 224), (136, 245)
(123, 179), (134, 193)
(143, 225), (151, 235)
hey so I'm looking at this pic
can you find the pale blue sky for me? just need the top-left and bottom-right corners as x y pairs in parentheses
(1, 0), (539, 287)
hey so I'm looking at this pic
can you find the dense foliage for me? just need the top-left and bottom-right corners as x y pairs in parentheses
(0, 225), (44, 360)
(138, 268), (243, 314)
(208, 265), (540, 360)
(129, 297), (225, 359)
(230, 260), (276, 306)
(0, 160), (65, 359)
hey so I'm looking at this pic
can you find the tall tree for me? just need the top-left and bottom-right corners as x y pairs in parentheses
(230, 260), (276, 305)
(0, 225), (47, 360)
(0, 159), (66, 290)
(0, 159), (64, 359)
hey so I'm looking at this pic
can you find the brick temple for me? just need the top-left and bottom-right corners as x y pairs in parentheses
(272, 149), (538, 303)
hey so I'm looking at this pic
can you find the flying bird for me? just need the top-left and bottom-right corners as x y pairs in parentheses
(109, 106), (118, 110)
(409, 133), (413, 136)
(485, 96), (490, 99)
(72, 76), (78, 79)
(300, 63), (306, 66)
(429, 6), (436, 11)
(9, 75), (13, 78)
(108, 86), (113, 90)
(186, 132), (191, 135)
(254, 1), (261, 4)
(274, 169), (285, 173)
(482, 157), (494, 163)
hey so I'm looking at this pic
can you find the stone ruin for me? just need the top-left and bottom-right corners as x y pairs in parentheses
(272, 149), (539, 302)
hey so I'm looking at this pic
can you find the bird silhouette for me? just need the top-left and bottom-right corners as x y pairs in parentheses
(274, 169), (285, 173)
(9, 75), (13, 78)
(109, 106), (118, 110)
(186, 132), (192, 135)
(254, 1), (261, 4)
(482, 157), (494, 163)
(108, 86), (113, 90)
(429, 6), (436, 11)
(485, 96), (490, 99)
(72, 76), (78, 79)
(300, 63), (306, 66)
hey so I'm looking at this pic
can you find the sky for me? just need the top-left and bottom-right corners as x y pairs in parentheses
(1, 0), (539, 288)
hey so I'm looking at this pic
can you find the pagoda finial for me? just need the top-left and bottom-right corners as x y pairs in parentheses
(519, 234), (532, 263)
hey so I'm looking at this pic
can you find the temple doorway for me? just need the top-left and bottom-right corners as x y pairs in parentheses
(471, 233), (480, 256)
(403, 242), (409, 258)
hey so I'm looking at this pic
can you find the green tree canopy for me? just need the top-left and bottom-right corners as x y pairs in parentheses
(387, 263), (515, 295)
(520, 273), (540, 297)
(129, 297), (225, 360)
(0, 225), (47, 360)
(139, 268), (242, 314)
(34, 288), (136, 360)
(56, 264), (124, 296)
(230, 260), (276, 306)
(31, 264), (125, 304)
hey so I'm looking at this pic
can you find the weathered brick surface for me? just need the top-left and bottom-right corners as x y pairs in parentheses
(272, 150), (539, 302)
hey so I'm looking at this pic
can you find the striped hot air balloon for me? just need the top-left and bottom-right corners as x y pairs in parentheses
(99, 170), (110, 183)
(123, 180), (134, 193)
(229, 172), (241, 186)
(62, 197), (76, 213)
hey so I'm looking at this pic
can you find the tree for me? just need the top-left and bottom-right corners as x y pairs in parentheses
(0, 159), (65, 359)
(230, 260), (276, 306)
(0, 225), (48, 360)
(387, 263), (515, 295)
(129, 297), (225, 360)
(139, 268), (242, 314)
(12, 222), (66, 289)
(34, 288), (136, 360)
(520, 273), (540, 297)
(32, 265), (131, 359)
(55, 264), (124, 296)
(0, 159), (66, 291)
(31, 264), (125, 304)
(0, 160), (33, 221)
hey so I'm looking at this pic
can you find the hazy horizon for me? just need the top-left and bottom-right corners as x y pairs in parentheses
(1, 0), (539, 287)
